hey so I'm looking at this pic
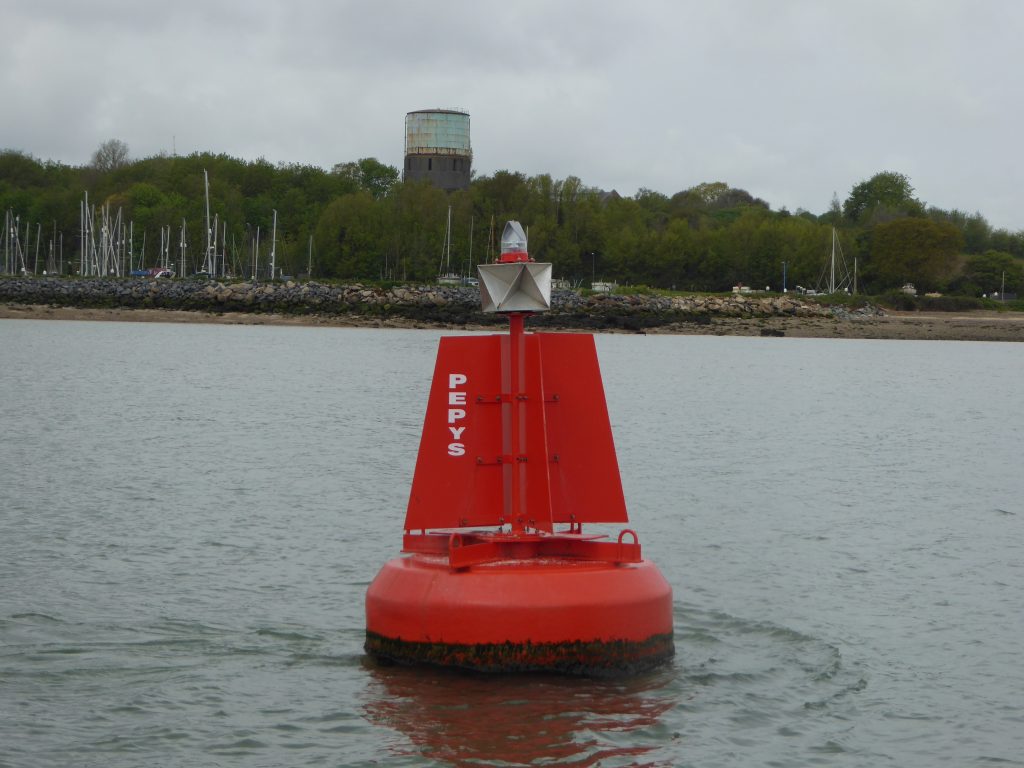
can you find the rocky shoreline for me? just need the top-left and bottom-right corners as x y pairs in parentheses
(2, 276), (1022, 341)
(0, 275), (865, 328)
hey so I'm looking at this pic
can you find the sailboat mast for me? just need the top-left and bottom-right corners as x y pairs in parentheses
(270, 209), (277, 280)
(204, 169), (212, 274)
(253, 226), (260, 280)
(80, 193), (87, 275)
(34, 222), (41, 274)
(24, 218), (31, 274)
(488, 215), (495, 261)
(829, 227), (836, 294)
(180, 218), (187, 276)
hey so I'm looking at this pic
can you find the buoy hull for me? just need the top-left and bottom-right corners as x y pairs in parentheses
(365, 554), (674, 675)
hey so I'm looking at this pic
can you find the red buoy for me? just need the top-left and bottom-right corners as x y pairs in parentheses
(365, 222), (673, 674)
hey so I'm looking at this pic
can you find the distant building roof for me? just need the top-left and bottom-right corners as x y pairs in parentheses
(407, 108), (469, 116)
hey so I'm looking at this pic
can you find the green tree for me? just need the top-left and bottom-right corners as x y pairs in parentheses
(962, 213), (992, 254)
(91, 139), (130, 173)
(844, 171), (923, 223)
(648, 218), (694, 289)
(961, 251), (1023, 295)
(332, 158), (399, 199)
(820, 192), (843, 226)
(382, 180), (450, 280)
(667, 188), (709, 229)
(314, 192), (384, 278)
(634, 188), (670, 231)
(0, 150), (47, 187)
(866, 218), (963, 291)
(688, 181), (730, 206)
(472, 170), (530, 221)
(989, 229), (1024, 260)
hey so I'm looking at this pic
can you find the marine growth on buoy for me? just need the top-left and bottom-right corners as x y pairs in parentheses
(365, 221), (674, 675)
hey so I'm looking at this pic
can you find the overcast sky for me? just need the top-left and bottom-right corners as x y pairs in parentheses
(3, 0), (1022, 229)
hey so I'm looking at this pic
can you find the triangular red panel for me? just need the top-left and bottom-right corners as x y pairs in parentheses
(536, 334), (628, 525)
(404, 336), (504, 531)
(403, 333), (628, 531)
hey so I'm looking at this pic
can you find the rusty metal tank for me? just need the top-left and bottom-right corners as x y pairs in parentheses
(404, 109), (472, 191)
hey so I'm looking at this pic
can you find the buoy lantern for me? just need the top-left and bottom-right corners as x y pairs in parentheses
(365, 222), (674, 674)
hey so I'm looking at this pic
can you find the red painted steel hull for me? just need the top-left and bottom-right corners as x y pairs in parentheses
(367, 315), (674, 675)
(365, 554), (674, 674)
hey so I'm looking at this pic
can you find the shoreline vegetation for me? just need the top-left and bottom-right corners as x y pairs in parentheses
(4, 149), (1023, 303)
(1, 276), (1021, 342)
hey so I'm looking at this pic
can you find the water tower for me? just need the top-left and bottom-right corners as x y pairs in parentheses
(404, 109), (472, 191)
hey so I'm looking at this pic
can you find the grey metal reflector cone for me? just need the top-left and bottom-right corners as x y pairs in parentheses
(478, 262), (553, 313)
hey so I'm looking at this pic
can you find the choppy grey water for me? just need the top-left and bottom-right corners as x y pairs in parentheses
(1, 318), (1022, 768)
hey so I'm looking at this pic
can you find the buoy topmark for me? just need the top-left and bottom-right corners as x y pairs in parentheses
(364, 221), (674, 675)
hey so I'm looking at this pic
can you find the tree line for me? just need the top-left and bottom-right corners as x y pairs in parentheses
(2, 142), (1022, 296)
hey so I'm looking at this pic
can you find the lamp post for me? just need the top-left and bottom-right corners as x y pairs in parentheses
(782, 261), (787, 293)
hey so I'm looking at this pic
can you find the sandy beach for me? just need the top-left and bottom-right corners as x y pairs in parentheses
(2, 302), (1022, 342)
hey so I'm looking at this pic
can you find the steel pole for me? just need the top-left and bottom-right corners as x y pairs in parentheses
(508, 311), (525, 531)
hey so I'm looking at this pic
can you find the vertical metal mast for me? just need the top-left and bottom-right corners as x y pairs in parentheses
(204, 170), (213, 274)
(478, 221), (553, 530)
(829, 227), (836, 294)
(79, 197), (84, 275)
(34, 222), (41, 274)
(507, 310), (526, 529)
(269, 210), (277, 280)
(180, 218), (187, 275)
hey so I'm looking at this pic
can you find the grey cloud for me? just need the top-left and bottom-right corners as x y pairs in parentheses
(3, 0), (1022, 229)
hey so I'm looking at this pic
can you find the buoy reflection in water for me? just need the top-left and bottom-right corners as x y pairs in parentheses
(362, 663), (678, 767)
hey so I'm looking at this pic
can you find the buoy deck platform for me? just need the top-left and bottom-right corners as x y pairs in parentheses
(367, 529), (673, 674)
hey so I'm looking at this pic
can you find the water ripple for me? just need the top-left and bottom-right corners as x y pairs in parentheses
(2, 323), (1023, 767)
